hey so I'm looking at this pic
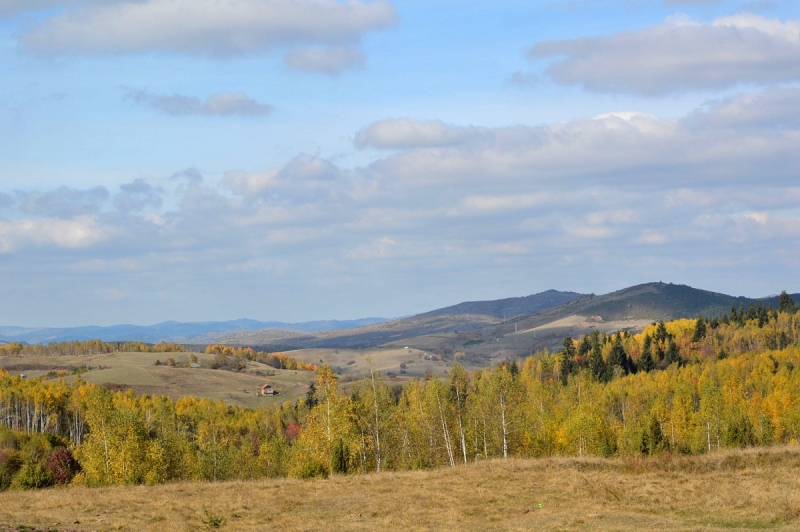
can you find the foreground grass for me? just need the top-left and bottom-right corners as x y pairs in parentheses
(3, 446), (800, 531)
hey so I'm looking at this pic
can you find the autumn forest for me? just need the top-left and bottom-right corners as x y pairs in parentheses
(1, 293), (800, 490)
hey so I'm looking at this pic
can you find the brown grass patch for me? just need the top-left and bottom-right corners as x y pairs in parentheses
(1, 446), (799, 531)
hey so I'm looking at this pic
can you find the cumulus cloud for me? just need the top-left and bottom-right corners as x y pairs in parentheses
(688, 87), (800, 129)
(355, 119), (493, 149)
(170, 167), (203, 184)
(366, 106), (799, 187)
(224, 154), (347, 205)
(284, 46), (365, 74)
(529, 13), (800, 94)
(127, 90), (272, 117)
(0, 216), (107, 252)
(4, 87), (800, 324)
(113, 179), (163, 212)
(19, 0), (398, 59)
(17, 186), (109, 218)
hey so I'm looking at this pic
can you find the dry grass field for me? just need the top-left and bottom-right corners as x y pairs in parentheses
(2, 446), (800, 531)
(0, 352), (315, 408)
(0, 346), (480, 407)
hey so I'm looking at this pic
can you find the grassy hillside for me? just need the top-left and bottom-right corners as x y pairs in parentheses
(0, 346), (476, 407)
(0, 351), (315, 409)
(232, 283), (798, 355)
(222, 290), (584, 349)
(2, 447), (799, 531)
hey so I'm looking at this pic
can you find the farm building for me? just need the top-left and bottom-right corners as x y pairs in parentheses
(259, 383), (277, 396)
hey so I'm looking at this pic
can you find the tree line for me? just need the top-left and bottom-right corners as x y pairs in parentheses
(0, 295), (798, 488)
(0, 340), (186, 358)
(205, 345), (317, 371)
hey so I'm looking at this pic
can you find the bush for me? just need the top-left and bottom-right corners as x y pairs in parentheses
(46, 447), (81, 485)
(293, 458), (329, 479)
(11, 461), (54, 490)
(201, 507), (227, 529)
(0, 449), (22, 490)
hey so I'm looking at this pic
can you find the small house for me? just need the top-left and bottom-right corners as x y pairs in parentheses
(259, 383), (277, 396)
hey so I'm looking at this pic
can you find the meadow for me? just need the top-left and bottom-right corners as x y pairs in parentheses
(0, 345), (464, 407)
(1, 446), (799, 531)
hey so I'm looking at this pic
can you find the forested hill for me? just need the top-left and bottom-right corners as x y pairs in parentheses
(214, 283), (799, 349)
(413, 289), (584, 319)
(2, 302), (800, 489)
(573, 282), (800, 321)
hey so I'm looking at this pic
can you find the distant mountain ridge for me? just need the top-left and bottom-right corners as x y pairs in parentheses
(2, 283), (797, 348)
(574, 282), (795, 321)
(221, 283), (800, 350)
(414, 289), (584, 320)
(0, 317), (388, 345)
(218, 289), (586, 348)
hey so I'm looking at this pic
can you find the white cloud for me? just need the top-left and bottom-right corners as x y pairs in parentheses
(17, 186), (109, 218)
(688, 87), (800, 129)
(355, 118), (493, 149)
(454, 193), (551, 214)
(365, 103), (800, 189)
(224, 154), (348, 204)
(128, 90), (272, 116)
(3, 87), (800, 324)
(20, 0), (398, 60)
(0, 216), (107, 252)
(284, 45), (365, 74)
(529, 13), (800, 94)
(113, 179), (163, 212)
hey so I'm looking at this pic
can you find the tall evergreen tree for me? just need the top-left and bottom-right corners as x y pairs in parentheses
(577, 335), (591, 357)
(637, 342), (655, 372)
(588, 341), (607, 382)
(665, 339), (681, 365)
(560, 336), (576, 383)
(692, 318), (707, 342)
(778, 291), (797, 313)
(608, 335), (634, 375)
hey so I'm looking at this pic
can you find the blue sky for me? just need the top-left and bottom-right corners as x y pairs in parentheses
(2, 0), (800, 326)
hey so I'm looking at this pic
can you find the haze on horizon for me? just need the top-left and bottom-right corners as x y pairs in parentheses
(1, 0), (799, 328)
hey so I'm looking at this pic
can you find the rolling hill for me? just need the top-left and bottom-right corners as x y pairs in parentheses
(223, 283), (800, 362)
(413, 289), (584, 319)
(215, 289), (586, 349)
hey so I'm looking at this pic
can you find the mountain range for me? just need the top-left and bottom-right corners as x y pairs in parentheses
(1, 283), (797, 352)
(0, 318), (387, 345)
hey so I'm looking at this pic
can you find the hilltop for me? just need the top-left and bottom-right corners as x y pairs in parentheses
(214, 289), (584, 349)
(223, 283), (799, 359)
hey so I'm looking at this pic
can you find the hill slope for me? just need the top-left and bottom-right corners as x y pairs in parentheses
(219, 289), (584, 348)
(238, 283), (799, 355)
(414, 289), (583, 319)
(574, 282), (792, 321)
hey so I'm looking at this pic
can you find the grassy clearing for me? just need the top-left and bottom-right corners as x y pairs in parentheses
(0, 352), (315, 408)
(0, 346), (471, 407)
(2, 446), (799, 531)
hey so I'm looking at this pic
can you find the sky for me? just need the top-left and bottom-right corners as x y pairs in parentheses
(2, 0), (800, 327)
